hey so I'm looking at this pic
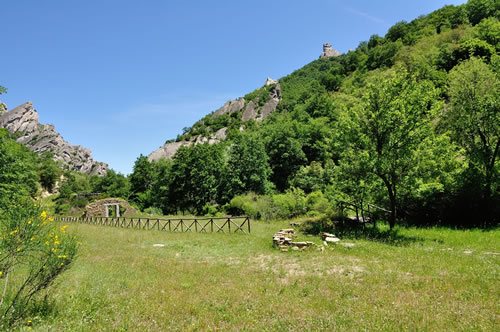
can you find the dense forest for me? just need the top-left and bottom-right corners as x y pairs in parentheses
(2, 0), (499, 229)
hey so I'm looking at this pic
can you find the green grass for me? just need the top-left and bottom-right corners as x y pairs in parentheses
(16, 221), (500, 331)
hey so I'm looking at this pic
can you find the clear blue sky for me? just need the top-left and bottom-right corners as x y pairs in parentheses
(1, 0), (466, 174)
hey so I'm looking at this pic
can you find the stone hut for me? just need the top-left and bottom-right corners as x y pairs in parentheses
(84, 198), (138, 217)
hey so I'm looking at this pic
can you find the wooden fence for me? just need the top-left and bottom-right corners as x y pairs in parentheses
(55, 216), (251, 234)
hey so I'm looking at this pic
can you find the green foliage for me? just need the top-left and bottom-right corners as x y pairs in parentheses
(263, 117), (307, 191)
(225, 134), (272, 199)
(338, 70), (442, 228)
(126, 1), (498, 227)
(465, 0), (498, 25)
(38, 152), (61, 193)
(0, 129), (38, 206)
(445, 57), (499, 222)
(129, 155), (154, 210)
(167, 144), (225, 214)
(91, 170), (130, 199)
(0, 200), (78, 326)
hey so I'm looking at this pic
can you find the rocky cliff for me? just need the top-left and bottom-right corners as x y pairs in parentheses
(0, 102), (108, 175)
(148, 79), (282, 161)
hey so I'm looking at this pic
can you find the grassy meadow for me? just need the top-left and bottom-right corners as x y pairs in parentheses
(16, 220), (500, 331)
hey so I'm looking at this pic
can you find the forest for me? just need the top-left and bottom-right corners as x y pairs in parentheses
(1, 0), (499, 230)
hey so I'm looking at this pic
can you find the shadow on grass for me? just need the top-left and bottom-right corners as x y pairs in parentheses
(300, 219), (426, 247)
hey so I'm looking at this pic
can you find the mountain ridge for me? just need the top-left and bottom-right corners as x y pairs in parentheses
(0, 101), (108, 175)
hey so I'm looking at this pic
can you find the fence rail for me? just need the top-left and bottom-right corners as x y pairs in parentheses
(55, 216), (251, 234)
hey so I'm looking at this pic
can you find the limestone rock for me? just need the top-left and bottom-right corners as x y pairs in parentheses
(319, 43), (340, 59)
(212, 98), (245, 118)
(148, 82), (282, 161)
(242, 101), (257, 121)
(264, 77), (278, 86)
(0, 102), (108, 175)
(325, 237), (340, 243)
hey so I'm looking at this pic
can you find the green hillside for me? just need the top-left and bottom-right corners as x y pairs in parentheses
(124, 0), (498, 228)
(19, 0), (498, 228)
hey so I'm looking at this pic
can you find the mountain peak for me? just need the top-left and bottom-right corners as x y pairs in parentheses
(0, 102), (108, 175)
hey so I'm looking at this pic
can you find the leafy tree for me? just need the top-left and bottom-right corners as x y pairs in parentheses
(225, 134), (271, 199)
(150, 159), (174, 214)
(168, 144), (225, 214)
(446, 57), (499, 218)
(0, 129), (38, 207)
(129, 155), (154, 209)
(91, 169), (130, 199)
(465, 0), (498, 25)
(264, 118), (307, 191)
(339, 70), (441, 229)
(38, 152), (61, 193)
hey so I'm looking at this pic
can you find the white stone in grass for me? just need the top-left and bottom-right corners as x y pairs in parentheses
(325, 237), (340, 243)
(152, 244), (165, 247)
(463, 250), (473, 254)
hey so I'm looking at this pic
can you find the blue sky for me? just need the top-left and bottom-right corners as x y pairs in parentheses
(1, 0), (466, 174)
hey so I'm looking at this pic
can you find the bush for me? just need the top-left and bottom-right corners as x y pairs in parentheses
(0, 200), (79, 327)
(202, 203), (219, 217)
(143, 206), (163, 216)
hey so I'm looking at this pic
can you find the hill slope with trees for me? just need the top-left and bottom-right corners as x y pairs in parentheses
(124, 0), (499, 228)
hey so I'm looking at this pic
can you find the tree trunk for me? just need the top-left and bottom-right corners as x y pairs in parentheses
(380, 176), (397, 230)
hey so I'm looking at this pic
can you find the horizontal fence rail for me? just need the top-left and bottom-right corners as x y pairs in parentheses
(55, 216), (251, 234)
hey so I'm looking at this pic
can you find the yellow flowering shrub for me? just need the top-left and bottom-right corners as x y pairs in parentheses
(0, 199), (79, 326)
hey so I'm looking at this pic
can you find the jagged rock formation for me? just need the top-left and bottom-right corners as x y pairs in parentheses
(0, 102), (108, 175)
(148, 80), (281, 161)
(319, 43), (340, 58)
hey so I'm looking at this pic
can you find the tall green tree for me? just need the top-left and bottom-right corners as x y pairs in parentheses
(264, 118), (307, 191)
(447, 57), (499, 214)
(225, 134), (271, 199)
(38, 152), (61, 193)
(340, 70), (441, 229)
(0, 129), (38, 208)
(129, 154), (154, 209)
(168, 144), (225, 214)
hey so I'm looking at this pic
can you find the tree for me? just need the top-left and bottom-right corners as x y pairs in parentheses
(129, 155), (154, 209)
(465, 0), (497, 25)
(340, 70), (441, 229)
(264, 118), (307, 191)
(168, 144), (225, 214)
(225, 134), (271, 199)
(0, 129), (38, 207)
(38, 152), (61, 193)
(447, 57), (499, 219)
(91, 170), (130, 199)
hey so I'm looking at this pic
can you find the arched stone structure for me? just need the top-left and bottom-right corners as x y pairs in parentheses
(84, 198), (138, 217)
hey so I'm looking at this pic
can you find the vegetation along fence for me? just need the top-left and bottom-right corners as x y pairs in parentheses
(55, 216), (251, 234)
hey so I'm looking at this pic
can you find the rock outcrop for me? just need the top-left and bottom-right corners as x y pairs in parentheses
(148, 79), (281, 161)
(0, 102), (108, 175)
(319, 43), (340, 58)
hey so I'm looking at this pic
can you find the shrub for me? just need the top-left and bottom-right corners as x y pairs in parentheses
(0, 200), (79, 326)
(143, 206), (163, 216)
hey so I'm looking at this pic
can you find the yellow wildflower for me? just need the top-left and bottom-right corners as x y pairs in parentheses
(17, 247), (22, 252)
(28, 220), (32, 224)
(61, 225), (69, 232)
(60, 262), (64, 266)
(30, 236), (35, 241)
(40, 211), (47, 220)
(45, 241), (50, 246)
(0, 271), (2, 277)
(54, 240), (60, 246)
(9, 229), (18, 236)
(57, 255), (67, 259)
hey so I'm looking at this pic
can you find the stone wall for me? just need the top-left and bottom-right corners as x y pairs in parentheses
(84, 198), (138, 217)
